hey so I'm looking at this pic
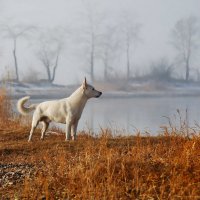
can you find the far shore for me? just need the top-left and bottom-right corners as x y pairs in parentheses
(2, 80), (200, 99)
(9, 89), (200, 100)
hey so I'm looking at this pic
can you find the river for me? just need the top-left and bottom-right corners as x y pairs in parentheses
(14, 96), (200, 135)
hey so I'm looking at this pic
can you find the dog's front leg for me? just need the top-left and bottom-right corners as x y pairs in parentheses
(71, 121), (78, 140)
(65, 122), (71, 141)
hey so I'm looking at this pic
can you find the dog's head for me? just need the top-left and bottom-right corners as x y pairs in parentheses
(82, 78), (102, 98)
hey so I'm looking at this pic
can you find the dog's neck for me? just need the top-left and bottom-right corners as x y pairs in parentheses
(68, 86), (88, 109)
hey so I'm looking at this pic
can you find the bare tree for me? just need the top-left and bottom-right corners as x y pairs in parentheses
(78, 1), (106, 83)
(170, 16), (199, 82)
(120, 13), (142, 81)
(36, 28), (64, 83)
(0, 23), (35, 81)
(100, 25), (120, 81)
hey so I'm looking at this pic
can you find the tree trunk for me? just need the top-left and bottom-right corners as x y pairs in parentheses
(104, 62), (108, 81)
(45, 65), (51, 82)
(126, 40), (130, 81)
(104, 51), (108, 81)
(90, 50), (94, 84)
(185, 58), (190, 82)
(13, 39), (19, 82)
(51, 53), (59, 83)
(90, 33), (95, 84)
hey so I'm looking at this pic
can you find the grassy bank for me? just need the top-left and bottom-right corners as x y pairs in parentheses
(0, 89), (200, 199)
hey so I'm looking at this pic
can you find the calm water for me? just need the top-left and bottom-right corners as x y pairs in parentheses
(15, 96), (200, 135)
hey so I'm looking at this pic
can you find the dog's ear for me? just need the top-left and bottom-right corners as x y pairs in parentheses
(82, 77), (87, 89)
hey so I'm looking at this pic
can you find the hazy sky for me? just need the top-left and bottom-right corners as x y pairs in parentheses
(0, 0), (200, 84)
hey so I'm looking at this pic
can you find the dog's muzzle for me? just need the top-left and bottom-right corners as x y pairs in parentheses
(96, 92), (102, 98)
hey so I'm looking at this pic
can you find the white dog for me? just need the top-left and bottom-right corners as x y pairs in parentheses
(17, 78), (102, 142)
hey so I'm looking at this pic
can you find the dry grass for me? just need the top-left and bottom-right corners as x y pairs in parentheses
(0, 89), (200, 199)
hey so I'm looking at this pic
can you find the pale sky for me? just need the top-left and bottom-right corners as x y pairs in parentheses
(0, 0), (200, 84)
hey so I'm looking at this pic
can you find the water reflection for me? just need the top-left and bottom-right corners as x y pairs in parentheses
(79, 96), (200, 135)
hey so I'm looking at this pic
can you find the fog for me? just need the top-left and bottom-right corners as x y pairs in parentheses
(0, 0), (200, 84)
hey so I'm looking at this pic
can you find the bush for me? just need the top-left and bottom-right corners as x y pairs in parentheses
(149, 58), (173, 81)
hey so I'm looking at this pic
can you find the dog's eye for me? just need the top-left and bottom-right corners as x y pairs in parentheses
(92, 88), (95, 91)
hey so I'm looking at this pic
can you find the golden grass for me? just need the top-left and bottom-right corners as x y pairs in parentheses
(0, 89), (200, 199)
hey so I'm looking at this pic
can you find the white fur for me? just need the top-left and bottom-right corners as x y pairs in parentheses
(17, 78), (102, 142)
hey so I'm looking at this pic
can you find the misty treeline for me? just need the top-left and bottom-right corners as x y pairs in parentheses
(0, 24), (64, 83)
(0, 7), (199, 84)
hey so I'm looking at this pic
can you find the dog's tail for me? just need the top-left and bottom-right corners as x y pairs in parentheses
(17, 96), (37, 115)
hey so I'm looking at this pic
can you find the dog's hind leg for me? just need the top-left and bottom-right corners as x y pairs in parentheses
(41, 121), (49, 140)
(28, 114), (40, 142)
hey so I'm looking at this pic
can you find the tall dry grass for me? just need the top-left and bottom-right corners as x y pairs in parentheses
(0, 88), (12, 124)
(0, 88), (23, 130)
(0, 88), (200, 199)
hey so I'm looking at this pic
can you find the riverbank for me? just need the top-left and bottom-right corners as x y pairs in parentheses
(1, 128), (200, 199)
